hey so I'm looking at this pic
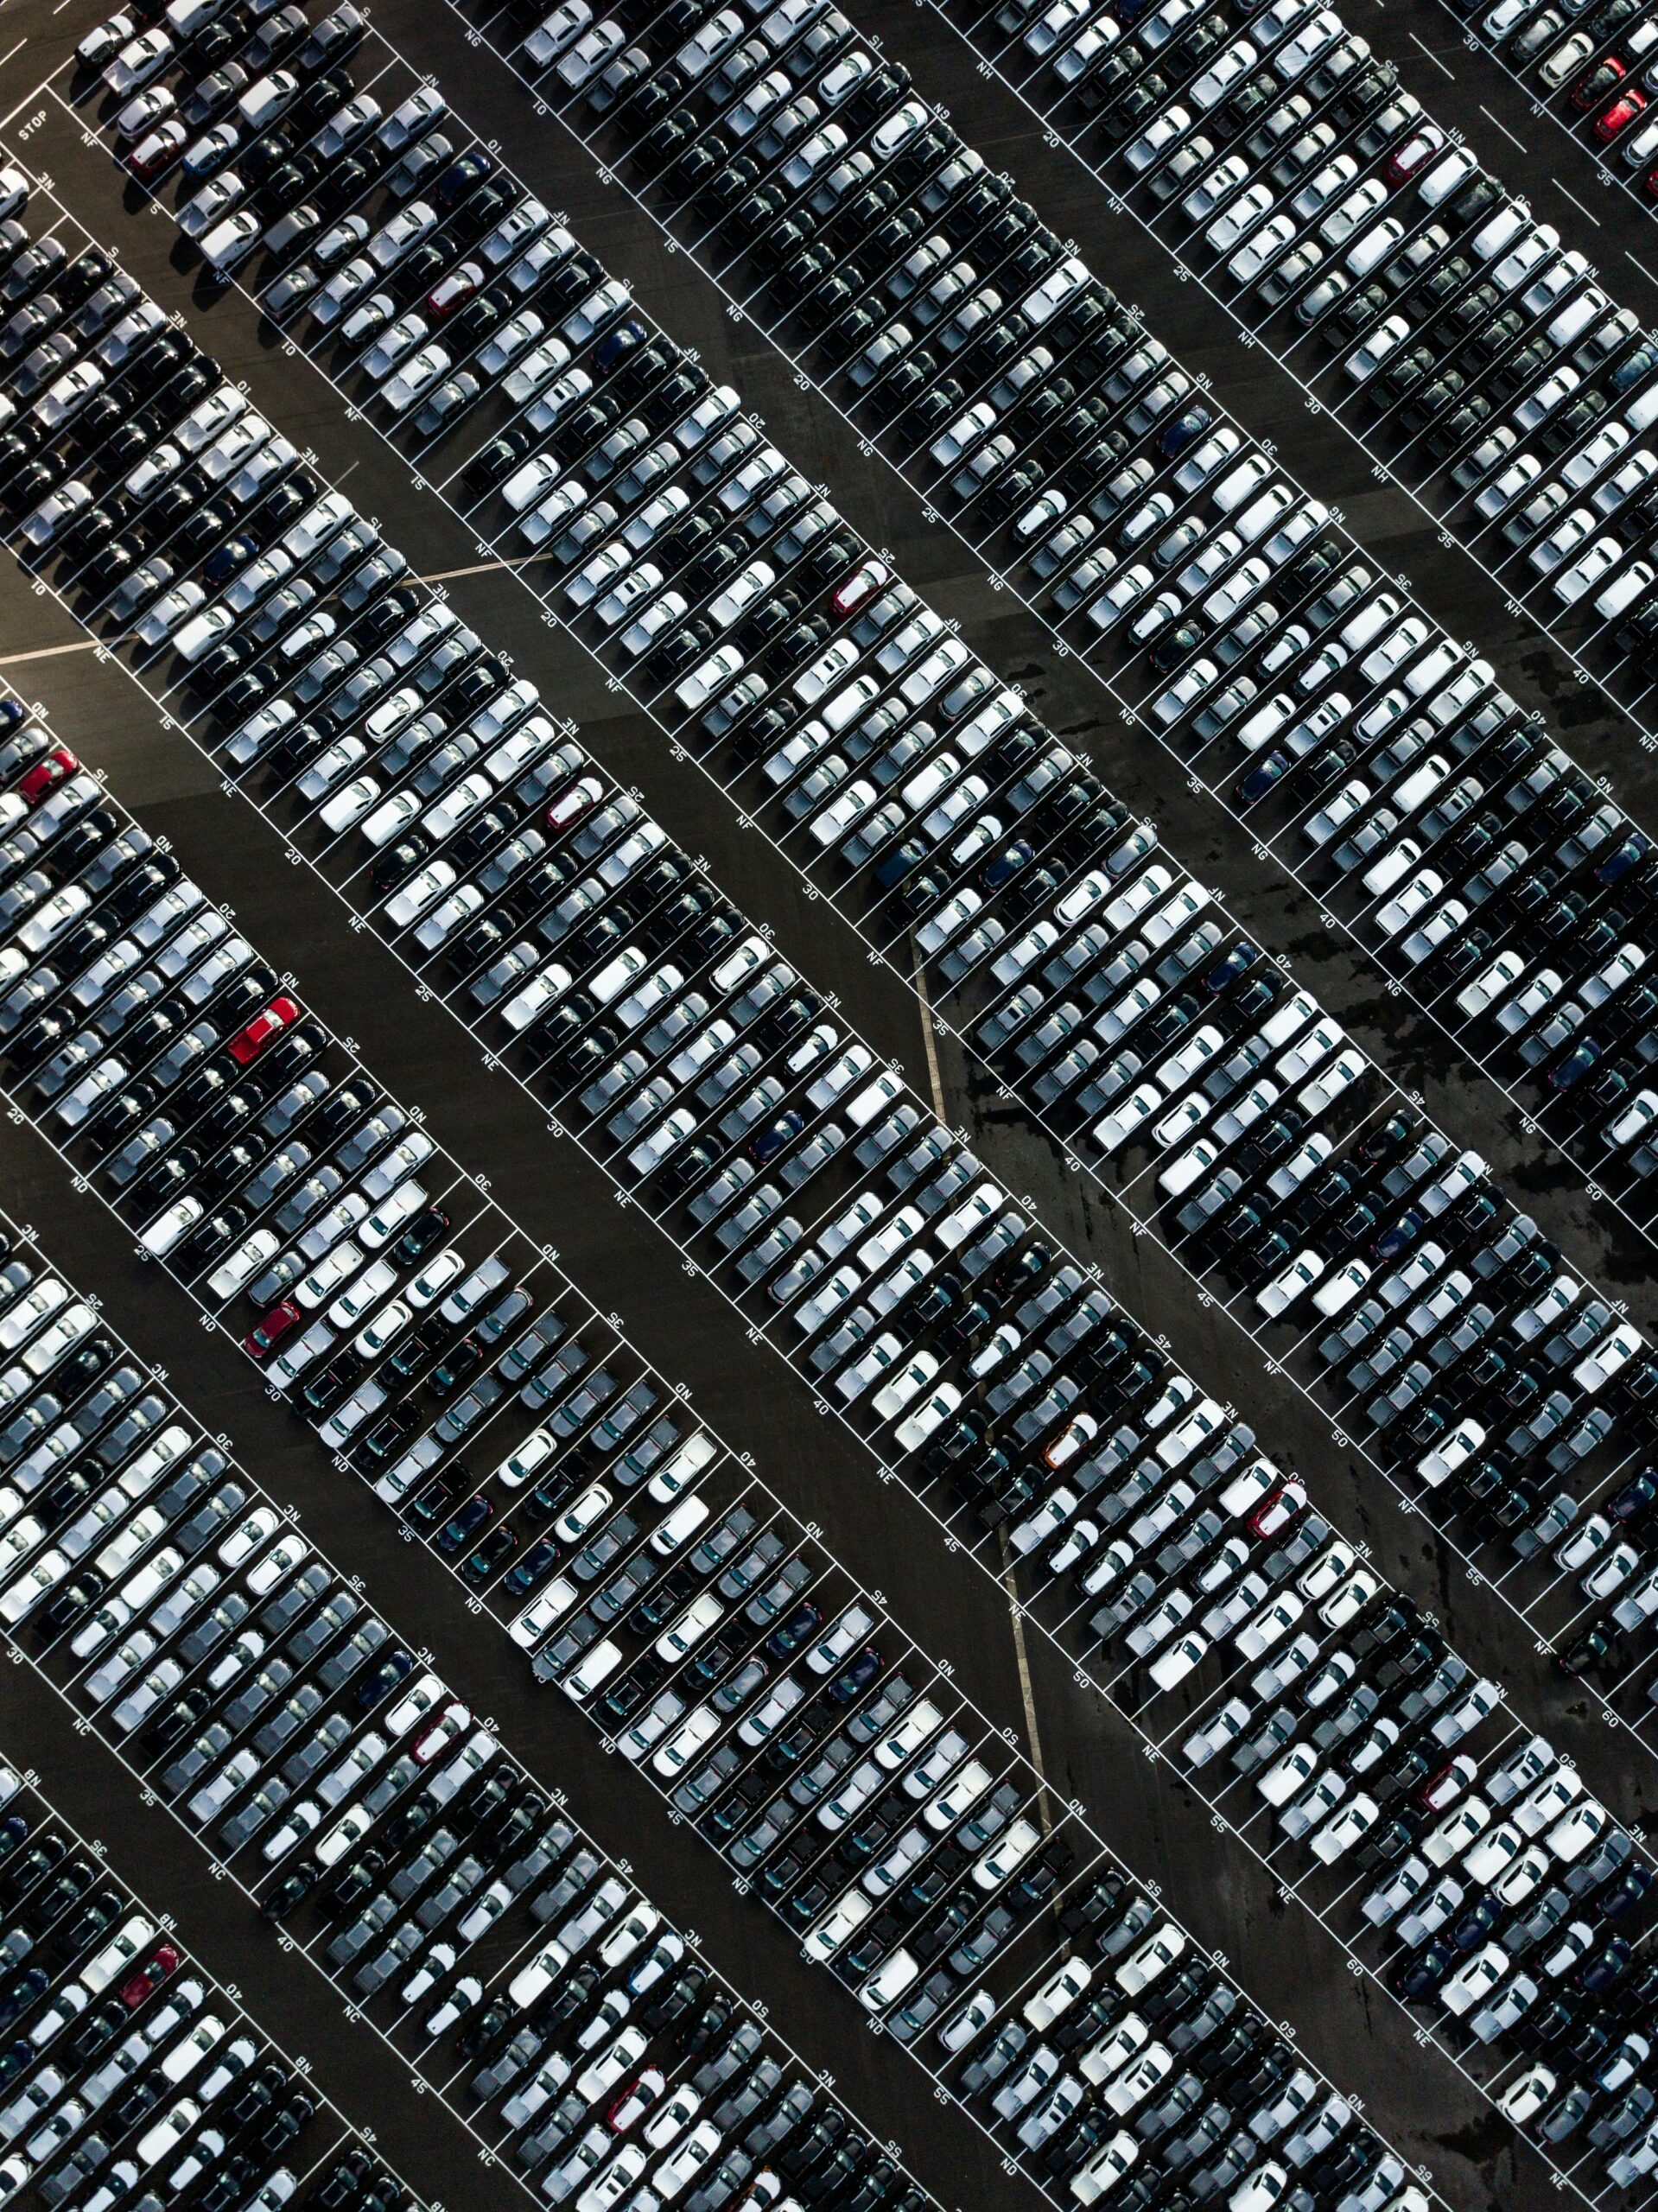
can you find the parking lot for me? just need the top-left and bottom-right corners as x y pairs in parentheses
(5, 0), (1658, 2210)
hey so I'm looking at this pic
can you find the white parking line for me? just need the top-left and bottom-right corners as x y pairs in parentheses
(1408, 29), (1457, 73)
(1480, 103), (1527, 150)
(0, 637), (98, 664)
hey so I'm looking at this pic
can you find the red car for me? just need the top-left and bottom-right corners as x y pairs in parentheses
(1643, 161), (1658, 198)
(117, 1944), (180, 2010)
(1596, 87), (1646, 139)
(16, 747), (77, 804)
(1381, 127), (1443, 185)
(126, 123), (186, 181)
(544, 776), (602, 834)
(1041, 1412), (1100, 1471)
(829, 556), (893, 618)
(1417, 1754), (1477, 1812)
(424, 261), (484, 320)
(607, 2068), (666, 2131)
(1572, 53), (1626, 108)
(244, 1300), (301, 1361)
(410, 1700), (470, 1764)
(226, 995), (299, 1065)
(1247, 1476), (1308, 1539)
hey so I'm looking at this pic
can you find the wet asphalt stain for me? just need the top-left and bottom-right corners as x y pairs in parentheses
(1503, 1151), (1586, 1198)
(1521, 650), (1612, 734)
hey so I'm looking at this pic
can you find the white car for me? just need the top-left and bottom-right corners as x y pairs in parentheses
(1024, 1956), (1093, 2030)
(383, 343), (452, 412)
(1345, 313), (1408, 383)
(1026, 0), (1094, 51)
(200, 209), (262, 272)
(1147, 1630), (1208, 1693)
(34, 363), (105, 431)
(1102, 2044), (1174, 2118)
(1022, 255), (1089, 326)
(105, 27), (175, 92)
(1230, 213), (1297, 284)
(804, 1887), (872, 1964)
(524, 0), (593, 62)
(168, 601), (237, 664)
(1553, 536), (1624, 606)
(1439, 1942), (1509, 2017)
(938, 1988), (997, 2054)
(1477, 454), (1541, 519)
(1184, 155), (1249, 223)
(1229, 2165), (1292, 2212)
(562, 1639), (623, 1701)
(651, 1707), (719, 1779)
(1115, 1924), (1185, 1995)
(1416, 1419), (1485, 1489)
(19, 482), (93, 551)
(180, 173), (245, 242)
(675, 645), (744, 712)
(1255, 1249), (1324, 1318)
(1497, 2064), (1557, 2126)
(1308, 1794), (1379, 1864)
(1455, 946), (1526, 1019)
(479, 313), (545, 378)
(1207, 182), (1274, 253)
(1312, 1259), (1369, 1317)
(139, 1196), (203, 1258)
(1092, 1082), (1161, 1153)
(858, 1948), (920, 2012)
(973, 1818), (1040, 1889)
(378, 89), (448, 154)
(1070, 2132), (1139, 2205)
(362, 312), (428, 381)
